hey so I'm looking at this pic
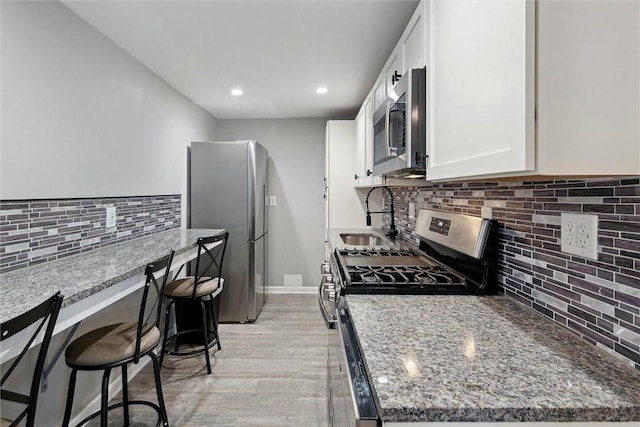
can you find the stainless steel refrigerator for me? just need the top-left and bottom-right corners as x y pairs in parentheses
(188, 141), (268, 322)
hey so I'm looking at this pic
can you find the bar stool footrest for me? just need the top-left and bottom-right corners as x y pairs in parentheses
(164, 329), (220, 357)
(75, 400), (166, 427)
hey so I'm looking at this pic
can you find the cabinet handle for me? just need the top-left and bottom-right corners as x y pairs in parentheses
(392, 71), (402, 84)
(354, 174), (359, 180)
(367, 169), (372, 177)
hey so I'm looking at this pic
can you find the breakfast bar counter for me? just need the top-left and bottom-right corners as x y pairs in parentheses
(0, 228), (224, 361)
(346, 294), (640, 424)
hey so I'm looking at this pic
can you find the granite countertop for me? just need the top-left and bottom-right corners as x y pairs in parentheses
(346, 294), (640, 423)
(0, 228), (225, 324)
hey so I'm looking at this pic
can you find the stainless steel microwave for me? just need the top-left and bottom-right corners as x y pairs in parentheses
(372, 67), (426, 177)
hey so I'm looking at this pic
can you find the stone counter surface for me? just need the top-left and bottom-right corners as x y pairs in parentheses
(346, 294), (640, 423)
(0, 228), (224, 324)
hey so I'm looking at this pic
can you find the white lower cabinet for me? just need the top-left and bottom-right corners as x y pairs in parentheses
(426, 0), (640, 181)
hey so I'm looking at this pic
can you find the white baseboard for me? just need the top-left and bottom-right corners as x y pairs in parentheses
(267, 286), (317, 294)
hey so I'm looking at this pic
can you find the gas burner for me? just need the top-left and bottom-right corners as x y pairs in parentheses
(346, 264), (466, 287)
(339, 248), (416, 257)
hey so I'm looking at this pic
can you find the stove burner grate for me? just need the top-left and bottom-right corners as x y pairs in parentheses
(348, 264), (465, 287)
(341, 248), (416, 257)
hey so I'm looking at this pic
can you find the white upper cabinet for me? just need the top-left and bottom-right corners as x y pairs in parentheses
(427, 0), (639, 181)
(354, 94), (382, 187)
(372, 72), (386, 113)
(354, 98), (368, 186)
(536, 0), (640, 176)
(401, 0), (427, 73)
(426, 0), (535, 181)
(326, 120), (363, 229)
(371, 1), (429, 114)
(384, 48), (403, 94)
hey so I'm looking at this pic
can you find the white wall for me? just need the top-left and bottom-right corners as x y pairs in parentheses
(0, 0), (218, 227)
(215, 119), (326, 288)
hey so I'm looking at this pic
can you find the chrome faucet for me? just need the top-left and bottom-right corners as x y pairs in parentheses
(365, 186), (398, 239)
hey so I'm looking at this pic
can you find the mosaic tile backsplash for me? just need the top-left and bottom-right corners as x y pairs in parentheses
(382, 177), (640, 369)
(0, 195), (181, 272)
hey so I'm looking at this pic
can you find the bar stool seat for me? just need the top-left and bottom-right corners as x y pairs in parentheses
(1, 418), (12, 427)
(65, 322), (160, 367)
(62, 252), (174, 427)
(164, 277), (221, 298)
(160, 232), (228, 375)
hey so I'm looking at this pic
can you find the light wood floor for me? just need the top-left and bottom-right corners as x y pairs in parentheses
(92, 294), (329, 426)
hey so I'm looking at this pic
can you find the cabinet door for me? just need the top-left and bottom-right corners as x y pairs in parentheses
(384, 47), (403, 94)
(354, 106), (367, 186)
(426, 0), (535, 181)
(537, 0), (640, 175)
(326, 120), (362, 228)
(372, 71), (386, 112)
(402, 0), (427, 72)
(364, 96), (380, 183)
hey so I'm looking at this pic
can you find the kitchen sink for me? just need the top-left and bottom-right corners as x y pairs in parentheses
(340, 233), (389, 246)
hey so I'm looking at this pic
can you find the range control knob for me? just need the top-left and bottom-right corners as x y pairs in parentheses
(320, 263), (330, 274)
(328, 291), (336, 301)
(324, 274), (333, 283)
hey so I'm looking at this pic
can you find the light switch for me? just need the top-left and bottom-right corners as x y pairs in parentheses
(270, 196), (277, 206)
(408, 203), (416, 219)
(481, 207), (493, 220)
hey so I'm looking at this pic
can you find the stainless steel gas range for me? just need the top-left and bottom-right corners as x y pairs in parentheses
(323, 209), (499, 426)
(319, 209), (499, 328)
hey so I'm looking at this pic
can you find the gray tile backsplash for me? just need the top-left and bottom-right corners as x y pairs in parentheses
(0, 195), (181, 272)
(382, 177), (640, 369)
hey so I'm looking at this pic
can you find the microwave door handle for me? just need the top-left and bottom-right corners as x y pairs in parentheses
(385, 102), (393, 157)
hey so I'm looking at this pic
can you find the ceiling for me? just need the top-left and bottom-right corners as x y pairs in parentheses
(61, 0), (420, 120)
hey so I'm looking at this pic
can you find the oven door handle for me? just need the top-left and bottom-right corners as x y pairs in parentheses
(318, 277), (336, 329)
(385, 101), (393, 157)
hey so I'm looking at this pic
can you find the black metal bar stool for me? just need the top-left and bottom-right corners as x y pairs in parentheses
(61, 252), (174, 427)
(1, 292), (63, 427)
(160, 232), (228, 374)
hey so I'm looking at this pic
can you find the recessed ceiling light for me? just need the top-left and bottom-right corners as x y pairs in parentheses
(231, 88), (243, 96)
(315, 86), (328, 94)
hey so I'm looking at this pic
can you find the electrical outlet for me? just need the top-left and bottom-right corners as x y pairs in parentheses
(577, 236), (588, 248)
(566, 234), (575, 246)
(561, 213), (598, 260)
(270, 196), (277, 206)
(105, 207), (117, 229)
